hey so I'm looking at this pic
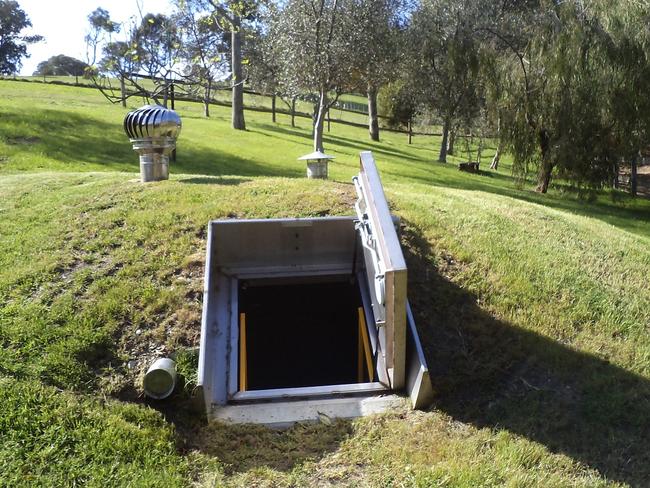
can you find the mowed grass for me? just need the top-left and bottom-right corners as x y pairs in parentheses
(1, 80), (649, 487)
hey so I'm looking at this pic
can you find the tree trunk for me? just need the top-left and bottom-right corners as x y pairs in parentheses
(438, 117), (450, 163)
(170, 83), (175, 110)
(536, 162), (553, 193)
(162, 79), (169, 109)
(231, 16), (246, 130)
(204, 80), (212, 118)
(490, 117), (502, 170)
(327, 109), (331, 132)
(631, 155), (638, 197)
(490, 142), (502, 170)
(291, 97), (296, 128)
(367, 84), (380, 142)
(120, 75), (126, 108)
(313, 89), (328, 152)
(407, 120), (412, 144)
(447, 128), (455, 155)
(271, 94), (276, 123)
(535, 130), (553, 193)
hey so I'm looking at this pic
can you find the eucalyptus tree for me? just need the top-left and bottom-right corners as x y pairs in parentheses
(174, 0), (228, 117)
(348, 0), (403, 141)
(208, 0), (258, 130)
(406, 0), (484, 163)
(86, 10), (181, 107)
(269, 0), (357, 152)
(133, 13), (182, 107)
(85, 7), (119, 67)
(85, 8), (131, 105)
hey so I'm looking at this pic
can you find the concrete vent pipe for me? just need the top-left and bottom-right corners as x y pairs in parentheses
(124, 105), (182, 182)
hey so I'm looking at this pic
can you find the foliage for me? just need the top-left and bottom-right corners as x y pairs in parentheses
(0, 0), (42, 75)
(268, 0), (360, 151)
(203, 0), (260, 130)
(347, 0), (403, 89)
(377, 80), (418, 129)
(33, 54), (89, 79)
(85, 7), (120, 66)
(481, 0), (650, 192)
(406, 0), (484, 162)
(174, 0), (228, 117)
(133, 13), (182, 82)
(86, 9), (183, 107)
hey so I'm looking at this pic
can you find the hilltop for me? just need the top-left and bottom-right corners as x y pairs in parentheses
(1, 80), (649, 487)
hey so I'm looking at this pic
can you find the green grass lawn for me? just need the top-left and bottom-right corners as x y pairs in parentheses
(1, 80), (649, 487)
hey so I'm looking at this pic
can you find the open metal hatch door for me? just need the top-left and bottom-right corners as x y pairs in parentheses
(197, 151), (432, 425)
(353, 151), (407, 389)
(353, 151), (432, 405)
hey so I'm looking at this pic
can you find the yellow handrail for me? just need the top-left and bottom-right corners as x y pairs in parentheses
(358, 307), (374, 383)
(239, 312), (247, 391)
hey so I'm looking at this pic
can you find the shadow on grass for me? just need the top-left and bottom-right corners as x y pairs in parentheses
(401, 222), (650, 487)
(0, 108), (299, 179)
(177, 176), (251, 185)
(251, 122), (427, 164)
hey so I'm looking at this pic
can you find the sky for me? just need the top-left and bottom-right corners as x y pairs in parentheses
(17, 0), (174, 75)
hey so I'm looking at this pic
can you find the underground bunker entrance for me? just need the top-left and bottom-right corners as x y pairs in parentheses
(238, 276), (376, 391)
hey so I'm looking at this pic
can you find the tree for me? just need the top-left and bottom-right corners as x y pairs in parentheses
(246, 21), (303, 126)
(175, 0), (228, 118)
(270, 0), (357, 152)
(0, 0), (42, 75)
(246, 26), (280, 122)
(348, 0), (403, 142)
(488, 0), (650, 193)
(86, 9), (182, 108)
(33, 55), (89, 83)
(132, 13), (182, 107)
(378, 80), (418, 143)
(194, 0), (257, 130)
(85, 7), (119, 67)
(406, 0), (483, 163)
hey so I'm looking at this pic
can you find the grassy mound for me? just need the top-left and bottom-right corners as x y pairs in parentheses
(1, 80), (649, 486)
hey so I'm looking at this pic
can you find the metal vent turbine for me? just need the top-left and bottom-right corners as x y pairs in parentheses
(124, 105), (182, 182)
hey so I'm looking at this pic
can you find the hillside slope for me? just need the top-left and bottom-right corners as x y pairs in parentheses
(1, 81), (649, 487)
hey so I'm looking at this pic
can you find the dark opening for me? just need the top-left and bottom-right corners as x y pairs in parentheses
(238, 277), (370, 390)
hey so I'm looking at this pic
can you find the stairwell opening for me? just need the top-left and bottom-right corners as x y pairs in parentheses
(238, 276), (375, 392)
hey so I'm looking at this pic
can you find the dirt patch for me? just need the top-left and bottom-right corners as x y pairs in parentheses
(106, 251), (205, 399)
(6, 136), (41, 145)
